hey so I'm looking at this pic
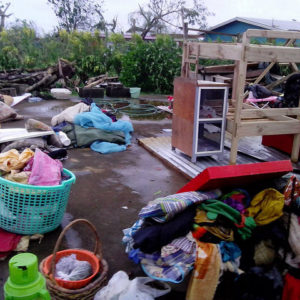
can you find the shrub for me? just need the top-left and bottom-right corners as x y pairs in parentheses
(120, 35), (181, 94)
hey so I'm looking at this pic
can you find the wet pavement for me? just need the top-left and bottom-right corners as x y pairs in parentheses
(0, 98), (189, 299)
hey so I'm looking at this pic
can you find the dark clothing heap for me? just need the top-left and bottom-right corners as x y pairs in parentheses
(61, 124), (125, 148)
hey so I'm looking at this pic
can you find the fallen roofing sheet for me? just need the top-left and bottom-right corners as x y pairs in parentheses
(0, 128), (53, 143)
(11, 93), (31, 107)
(138, 136), (300, 179)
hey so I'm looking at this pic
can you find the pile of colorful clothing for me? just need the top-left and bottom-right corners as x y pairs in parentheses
(0, 147), (64, 186)
(123, 177), (300, 300)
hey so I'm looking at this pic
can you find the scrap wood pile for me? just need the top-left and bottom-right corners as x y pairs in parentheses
(0, 59), (76, 95)
(122, 176), (300, 300)
(200, 62), (265, 84)
(84, 74), (119, 88)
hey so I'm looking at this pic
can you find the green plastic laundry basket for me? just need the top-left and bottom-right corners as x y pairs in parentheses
(130, 87), (141, 98)
(0, 169), (76, 235)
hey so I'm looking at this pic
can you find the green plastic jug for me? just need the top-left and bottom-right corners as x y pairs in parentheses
(4, 253), (50, 300)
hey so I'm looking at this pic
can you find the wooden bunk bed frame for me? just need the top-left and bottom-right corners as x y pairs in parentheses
(181, 29), (300, 164)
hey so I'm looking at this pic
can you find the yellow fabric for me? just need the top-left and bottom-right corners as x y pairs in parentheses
(4, 170), (31, 184)
(246, 188), (284, 226)
(195, 209), (234, 242)
(2, 95), (13, 106)
(186, 241), (221, 300)
(0, 148), (34, 172)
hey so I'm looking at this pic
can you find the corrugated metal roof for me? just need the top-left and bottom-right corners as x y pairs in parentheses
(138, 136), (300, 179)
(209, 17), (300, 32)
(243, 17), (300, 31)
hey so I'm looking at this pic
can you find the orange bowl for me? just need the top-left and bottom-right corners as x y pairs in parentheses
(42, 249), (100, 290)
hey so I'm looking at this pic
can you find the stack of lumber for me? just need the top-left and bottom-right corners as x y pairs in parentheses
(0, 59), (75, 95)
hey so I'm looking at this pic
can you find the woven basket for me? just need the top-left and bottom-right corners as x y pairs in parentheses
(39, 219), (108, 300)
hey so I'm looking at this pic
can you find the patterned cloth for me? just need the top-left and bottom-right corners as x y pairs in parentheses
(132, 235), (197, 283)
(139, 190), (221, 223)
(186, 241), (221, 300)
(170, 233), (196, 255)
(122, 219), (144, 253)
(283, 176), (300, 206)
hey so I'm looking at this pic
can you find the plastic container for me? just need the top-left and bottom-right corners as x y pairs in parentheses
(42, 249), (100, 290)
(0, 168), (76, 234)
(129, 87), (141, 99)
(57, 131), (71, 147)
(50, 88), (72, 100)
(4, 253), (50, 300)
(28, 97), (43, 103)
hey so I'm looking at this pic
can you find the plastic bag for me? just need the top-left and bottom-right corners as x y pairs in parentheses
(94, 271), (171, 300)
(55, 254), (92, 281)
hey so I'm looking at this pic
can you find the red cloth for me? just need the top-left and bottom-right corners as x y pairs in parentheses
(282, 273), (300, 300)
(0, 228), (21, 258)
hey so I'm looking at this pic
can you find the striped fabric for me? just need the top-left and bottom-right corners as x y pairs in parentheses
(139, 190), (221, 223)
(170, 233), (196, 254)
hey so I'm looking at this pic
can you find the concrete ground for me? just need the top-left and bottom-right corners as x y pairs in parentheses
(0, 98), (189, 299)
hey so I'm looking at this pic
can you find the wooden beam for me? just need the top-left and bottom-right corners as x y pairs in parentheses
(290, 62), (299, 72)
(201, 62), (259, 74)
(246, 29), (300, 40)
(245, 44), (300, 63)
(238, 120), (300, 136)
(239, 107), (300, 118)
(266, 71), (300, 90)
(291, 95), (300, 162)
(187, 42), (242, 61)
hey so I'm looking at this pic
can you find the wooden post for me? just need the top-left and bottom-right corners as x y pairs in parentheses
(291, 94), (300, 162)
(183, 22), (188, 41)
(181, 43), (188, 77)
(229, 33), (249, 164)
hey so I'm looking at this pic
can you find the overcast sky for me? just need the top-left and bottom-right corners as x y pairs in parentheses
(6, 0), (300, 33)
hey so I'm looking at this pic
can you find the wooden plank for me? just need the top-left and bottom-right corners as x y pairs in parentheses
(187, 42), (242, 61)
(245, 44), (300, 63)
(226, 117), (235, 134)
(266, 71), (299, 90)
(243, 63), (275, 98)
(290, 62), (299, 72)
(239, 107), (300, 118)
(291, 95), (300, 162)
(138, 136), (199, 179)
(211, 75), (233, 84)
(238, 120), (300, 136)
(201, 63), (259, 74)
(181, 43), (188, 77)
(269, 115), (296, 121)
(246, 29), (300, 40)
(292, 134), (300, 162)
